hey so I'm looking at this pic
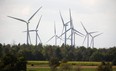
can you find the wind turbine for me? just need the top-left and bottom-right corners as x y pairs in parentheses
(8, 6), (42, 45)
(28, 15), (42, 46)
(59, 11), (70, 46)
(69, 9), (84, 47)
(46, 22), (62, 45)
(90, 33), (103, 48)
(80, 21), (97, 47)
(59, 9), (84, 47)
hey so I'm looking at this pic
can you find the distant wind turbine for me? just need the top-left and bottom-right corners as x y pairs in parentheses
(90, 33), (103, 48)
(69, 9), (84, 47)
(59, 11), (70, 46)
(59, 9), (84, 47)
(28, 15), (42, 46)
(81, 21), (97, 47)
(8, 6), (42, 45)
(46, 22), (62, 45)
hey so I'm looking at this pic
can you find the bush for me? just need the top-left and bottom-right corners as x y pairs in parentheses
(0, 53), (27, 71)
(112, 58), (116, 65)
(97, 61), (112, 71)
(61, 58), (68, 63)
(49, 57), (60, 71)
(74, 65), (81, 71)
(59, 63), (72, 71)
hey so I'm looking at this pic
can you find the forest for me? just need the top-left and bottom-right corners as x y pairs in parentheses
(0, 43), (116, 62)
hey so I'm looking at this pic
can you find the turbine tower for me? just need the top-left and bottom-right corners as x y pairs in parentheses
(8, 6), (42, 45)
(28, 15), (42, 46)
(90, 33), (103, 48)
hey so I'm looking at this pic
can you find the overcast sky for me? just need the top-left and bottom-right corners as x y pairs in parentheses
(0, 0), (116, 48)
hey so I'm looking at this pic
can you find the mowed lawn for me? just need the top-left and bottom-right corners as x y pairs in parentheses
(27, 61), (116, 71)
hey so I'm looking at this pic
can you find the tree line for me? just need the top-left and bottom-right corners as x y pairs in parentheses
(0, 43), (116, 62)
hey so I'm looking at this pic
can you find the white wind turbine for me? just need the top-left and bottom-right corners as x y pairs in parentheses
(8, 6), (42, 45)
(28, 15), (42, 46)
(46, 22), (62, 45)
(81, 21), (97, 47)
(69, 9), (84, 47)
(90, 33), (103, 48)
(59, 11), (70, 46)
(59, 9), (84, 47)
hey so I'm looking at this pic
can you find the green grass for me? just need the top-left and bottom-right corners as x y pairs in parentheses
(27, 61), (48, 65)
(27, 61), (116, 71)
(27, 61), (101, 66)
(68, 61), (101, 66)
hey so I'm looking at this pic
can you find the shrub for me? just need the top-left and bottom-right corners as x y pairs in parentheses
(97, 61), (112, 71)
(112, 58), (116, 65)
(74, 65), (81, 71)
(49, 57), (59, 71)
(0, 53), (27, 71)
(59, 63), (72, 71)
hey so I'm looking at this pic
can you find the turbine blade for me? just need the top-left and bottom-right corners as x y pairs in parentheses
(73, 28), (85, 36)
(46, 36), (55, 43)
(68, 34), (71, 39)
(56, 35), (63, 40)
(23, 30), (36, 32)
(59, 28), (71, 37)
(65, 21), (70, 25)
(75, 32), (83, 37)
(80, 21), (88, 34)
(54, 21), (56, 35)
(37, 33), (42, 43)
(94, 33), (103, 38)
(59, 11), (65, 26)
(36, 15), (42, 29)
(83, 35), (87, 45)
(69, 9), (73, 28)
(89, 31), (98, 34)
(8, 16), (27, 23)
(28, 6), (42, 22)
(89, 33), (93, 38)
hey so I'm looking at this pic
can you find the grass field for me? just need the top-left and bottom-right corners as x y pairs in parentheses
(27, 67), (116, 71)
(27, 61), (101, 66)
(27, 61), (116, 71)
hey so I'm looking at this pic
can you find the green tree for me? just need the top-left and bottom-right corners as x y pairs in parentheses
(0, 53), (26, 71)
(90, 51), (103, 61)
